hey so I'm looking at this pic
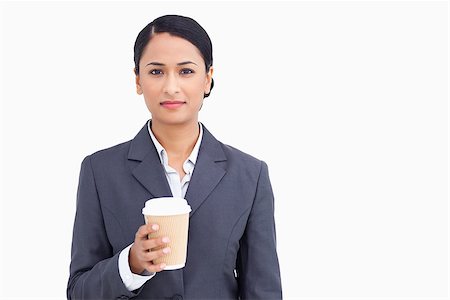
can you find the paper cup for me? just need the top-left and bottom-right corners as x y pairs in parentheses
(142, 197), (191, 270)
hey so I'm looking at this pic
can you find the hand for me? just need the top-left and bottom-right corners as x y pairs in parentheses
(129, 223), (171, 274)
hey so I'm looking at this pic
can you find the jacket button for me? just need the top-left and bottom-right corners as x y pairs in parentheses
(172, 295), (183, 300)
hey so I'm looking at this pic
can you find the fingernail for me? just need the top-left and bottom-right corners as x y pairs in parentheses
(152, 224), (159, 230)
(162, 247), (171, 254)
(162, 237), (170, 243)
(160, 263), (166, 270)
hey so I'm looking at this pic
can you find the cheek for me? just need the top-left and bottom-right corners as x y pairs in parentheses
(186, 77), (207, 96)
(142, 82), (160, 98)
(142, 86), (160, 109)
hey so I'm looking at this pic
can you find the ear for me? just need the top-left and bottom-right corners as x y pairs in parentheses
(204, 66), (214, 94)
(134, 68), (143, 95)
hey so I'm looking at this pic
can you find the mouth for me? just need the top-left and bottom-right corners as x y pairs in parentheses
(160, 100), (186, 109)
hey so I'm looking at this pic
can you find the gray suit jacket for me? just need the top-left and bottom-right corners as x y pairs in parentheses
(67, 122), (282, 300)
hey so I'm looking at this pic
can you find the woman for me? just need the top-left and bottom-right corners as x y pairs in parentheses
(67, 15), (282, 300)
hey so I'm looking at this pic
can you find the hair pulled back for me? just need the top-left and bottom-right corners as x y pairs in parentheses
(134, 15), (214, 98)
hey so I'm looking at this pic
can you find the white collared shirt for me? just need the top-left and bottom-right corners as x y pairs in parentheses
(147, 120), (203, 198)
(118, 120), (203, 291)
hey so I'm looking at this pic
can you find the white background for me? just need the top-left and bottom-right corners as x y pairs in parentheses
(0, 1), (448, 299)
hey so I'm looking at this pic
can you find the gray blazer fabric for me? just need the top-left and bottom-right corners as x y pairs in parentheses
(67, 122), (282, 300)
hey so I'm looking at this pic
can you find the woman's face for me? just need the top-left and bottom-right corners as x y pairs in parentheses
(135, 32), (213, 127)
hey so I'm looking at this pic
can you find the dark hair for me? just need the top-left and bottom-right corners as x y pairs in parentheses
(134, 15), (214, 98)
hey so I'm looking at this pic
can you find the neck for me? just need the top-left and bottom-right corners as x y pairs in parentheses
(151, 120), (200, 158)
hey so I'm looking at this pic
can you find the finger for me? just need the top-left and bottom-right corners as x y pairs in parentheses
(142, 246), (171, 262)
(143, 261), (167, 273)
(142, 236), (170, 251)
(135, 224), (159, 240)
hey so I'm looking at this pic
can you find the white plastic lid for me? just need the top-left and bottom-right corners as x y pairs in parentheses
(142, 197), (192, 216)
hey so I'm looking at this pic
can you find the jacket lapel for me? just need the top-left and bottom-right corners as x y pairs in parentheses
(128, 122), (172, 198)
(127, 121), (228, 215)
(185, 126), (227, 217)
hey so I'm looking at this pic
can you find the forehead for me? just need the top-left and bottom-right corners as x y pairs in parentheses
(141, 32), (204, 64)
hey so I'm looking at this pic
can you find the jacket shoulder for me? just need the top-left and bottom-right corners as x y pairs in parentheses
(83, 140), (132, 166)
(219, 143), (264, 171)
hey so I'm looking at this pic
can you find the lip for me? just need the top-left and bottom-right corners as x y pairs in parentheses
(160, 100), (186, 109)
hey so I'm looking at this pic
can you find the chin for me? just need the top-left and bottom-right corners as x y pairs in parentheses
(153, 116), (196, 127)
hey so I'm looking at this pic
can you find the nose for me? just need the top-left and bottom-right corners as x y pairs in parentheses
(163, 72), (180, 95)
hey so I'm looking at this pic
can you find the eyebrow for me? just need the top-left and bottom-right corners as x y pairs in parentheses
(145, 61), (198, 67)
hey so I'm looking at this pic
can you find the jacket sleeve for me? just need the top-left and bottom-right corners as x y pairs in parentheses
(67, 155), (142, 300)
(237, 161), (283, 299)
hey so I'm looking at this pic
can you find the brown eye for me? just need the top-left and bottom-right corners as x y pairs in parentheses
(180, 68), (194, 75)
(150, 69), (163, 75)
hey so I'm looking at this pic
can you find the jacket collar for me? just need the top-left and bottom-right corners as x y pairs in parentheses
(128, 121), (227, 217)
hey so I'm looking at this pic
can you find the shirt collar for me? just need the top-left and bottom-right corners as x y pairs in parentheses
(147, 120), (203, 166)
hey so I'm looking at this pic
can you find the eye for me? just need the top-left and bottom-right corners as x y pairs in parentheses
(180, 68), (194, 75)
(149, 69), (163, 75)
